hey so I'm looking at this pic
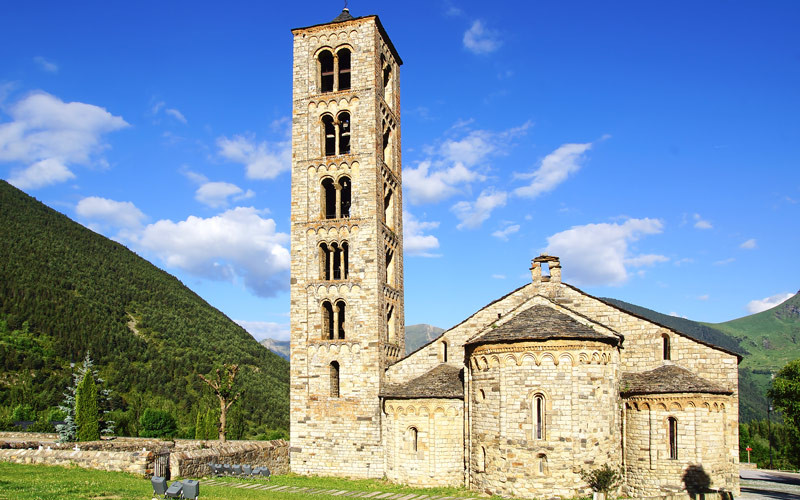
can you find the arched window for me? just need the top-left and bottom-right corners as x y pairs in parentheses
(383, 184), (394, 228)
(408, 427), (418, 452)
(662, 333), (671, 361)
(339, 176), (351, 218)
(337, 48), (351, 90)
(382, 121), (393, 170)
(386, 304), (395, 344)
(319, 243), (331, 280)
(537, 454), (548, 475)
(335, 300), (346, 339)
(668, 417), (678, 459)
(321, 178), (336, 219)
(479, 446), (486, 472)
(533, 394), (545, 440)
(330, 361), (340, 398)
(341, 241), (349, 279)
(322, 115), (336, 156)
(382, 54), (393, 106)
(321, 301), (334, 340)
(385, 248), (394, 286)
(441, 341), (448, 362)
(318, 50), (334, 93)
(337, 112), (350, 155)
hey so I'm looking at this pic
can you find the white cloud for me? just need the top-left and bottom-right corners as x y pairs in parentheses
(693, 213), (713, 229)
(491, 274), (506, 280)
(492, 224), (520, 241)
(34, 56), (58, 73)
(747, 292), (794, 314)
(674, 257), (694, 266)
(76, 196), (146, 230)
(698, 294), (710, 301)
(463, 20), (502, 54)
(740, 238), (757, 250)
(195, 181), (254, 208)
(235, 320), (289, 342)
(405, 123), (529, 205)
(165, 108), (187, 124)
(452, 188), (507, 229)
(714, 257), (735, 266)
(137, 207), (290, 297)
(217, 134), (290, 180)
(0, 92), (128, 189)
(514, 142), (592, 198)
(403, 210), (440, 257)
(544, 218), (664, 286)
(624, 254), (669, 267)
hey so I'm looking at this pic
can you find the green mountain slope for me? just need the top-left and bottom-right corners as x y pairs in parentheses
(600, 297), (769, 421)
(706, 292), (800, 373)
(0, 180), (289, 434)
(404, 324), (445, 355)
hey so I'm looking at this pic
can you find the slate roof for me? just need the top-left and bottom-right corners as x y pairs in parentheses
(381, 364), (464, 400)
(331, 8), (355, 23)
(620, 364), (732, 396)
(465, 305), (619, 347)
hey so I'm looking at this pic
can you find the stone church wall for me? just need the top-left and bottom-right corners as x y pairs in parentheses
(624, 395), (734, 497)
(382, 398), (463, 487)
(468, 340), (621, 499)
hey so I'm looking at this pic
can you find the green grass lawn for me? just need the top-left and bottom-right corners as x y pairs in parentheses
(0, 462), (481, 500)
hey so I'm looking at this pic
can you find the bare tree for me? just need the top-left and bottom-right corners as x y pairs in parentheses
(198, 364), (241, 442)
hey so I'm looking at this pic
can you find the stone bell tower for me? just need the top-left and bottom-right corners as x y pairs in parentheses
(289, 9), (404, 478)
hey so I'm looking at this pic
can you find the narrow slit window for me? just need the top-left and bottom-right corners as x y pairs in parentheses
(330, 361), (340, 398)
(538, 454), (548, 475)
(668, 417), (678, 459)
(322, 301), (334, 340)
(337, 48), (351, 90)
(319, 50), (334, 93)
(480, 446), (486, 472)
(534, 394), (545, 440)
(662, 334), (671, 361)
(409, 427), (418, 452)
(339, 176), (351, 217)
(442, 341), (448, 362)
(338, 112), (350, 154)
(321, 178), (336, 219)
(322, 115), (336, 156)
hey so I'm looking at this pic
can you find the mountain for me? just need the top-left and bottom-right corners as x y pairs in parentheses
(706, 292), (800, 373)
(600, 297), (769, 421)
(405, 324), (445, 355)
(260, 338), (290, 360)
(0, 180), (289, 435)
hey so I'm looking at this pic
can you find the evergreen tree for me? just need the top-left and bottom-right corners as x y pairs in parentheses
(75, 371), (99, 441)
(194, 411), (204, 440)
(55, 353), (114, 442)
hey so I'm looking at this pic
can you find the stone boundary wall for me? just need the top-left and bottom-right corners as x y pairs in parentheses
(0, 447), (150, 475)
(171, 440), (289, 478)
(0, 433), (288, 478)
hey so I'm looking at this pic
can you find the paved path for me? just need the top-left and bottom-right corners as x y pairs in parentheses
(740, 469), (800, 500)
(201, 479), (462, 500)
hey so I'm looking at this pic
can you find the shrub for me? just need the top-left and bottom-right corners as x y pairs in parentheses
(11, 404), (35, 422)
(580, 464), (622, 493)
(75, 371), (100, 441)
(139, 409), (177, 438)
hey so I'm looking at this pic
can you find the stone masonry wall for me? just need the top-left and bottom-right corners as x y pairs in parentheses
(383, 398), (463, 487)
(468, 340), (621, 499)
(171, 440), (288, 478)
(624, 395), (735, 497)
(0, 447), (150, 475)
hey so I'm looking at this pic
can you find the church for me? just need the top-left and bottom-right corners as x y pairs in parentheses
(288, 10), (740, 498)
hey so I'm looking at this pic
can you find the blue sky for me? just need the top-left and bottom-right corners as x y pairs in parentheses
(2, 1), (799, 341)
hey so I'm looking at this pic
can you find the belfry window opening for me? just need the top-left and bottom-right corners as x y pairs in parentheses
(318, 48), (352, 93)
(319, 242), (348, 281)
(338, 112), (351, 154)
(387, 304), (395, 344)
(320, 176), (351, 220)
(383, 184), (394, 228)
